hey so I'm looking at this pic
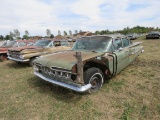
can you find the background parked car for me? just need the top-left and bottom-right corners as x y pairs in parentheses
(146, 31), (160, 39)
(0, 40), (35, 61)
(7, 39), (71, 66)
(33, 35), (144, 93)
(126, 33), (139, 40)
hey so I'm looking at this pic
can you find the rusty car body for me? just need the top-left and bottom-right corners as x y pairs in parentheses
(33, 35), (144, 93)
(7, 39), (71, 66)
(0, 40), (35, 61)
(146, 31), (160, 39)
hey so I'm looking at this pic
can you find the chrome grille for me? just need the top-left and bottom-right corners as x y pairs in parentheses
(35, 64), (75, 80)
(8, 51), (20, 59)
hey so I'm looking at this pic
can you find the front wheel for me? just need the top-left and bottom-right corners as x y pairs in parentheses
(84, 67), (104, 93)
(0, 54), (7, 61)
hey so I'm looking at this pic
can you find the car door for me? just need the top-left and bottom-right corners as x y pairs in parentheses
(128, 40), (142, 63)
(113, 38), (130, 74)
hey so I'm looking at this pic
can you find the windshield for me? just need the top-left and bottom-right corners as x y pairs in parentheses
(72, 36), (111, 52)
(33, 40), (51, 47)
(1, 41), (17, 47)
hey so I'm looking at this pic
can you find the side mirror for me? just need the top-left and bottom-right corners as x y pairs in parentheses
(119, 47), (123, 51)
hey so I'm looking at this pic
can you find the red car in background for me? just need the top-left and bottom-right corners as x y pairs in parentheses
(0, 40), (35, 61)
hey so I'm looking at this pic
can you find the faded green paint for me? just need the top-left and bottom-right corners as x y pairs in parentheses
(34, 51), (104, 70)
(33, 35), (144, 90)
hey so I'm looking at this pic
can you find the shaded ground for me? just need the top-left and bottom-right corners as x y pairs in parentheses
(0, 37), (160, 120)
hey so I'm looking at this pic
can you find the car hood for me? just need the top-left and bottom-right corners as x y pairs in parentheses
(8, 46), (41, 52)
(34, 51), (105, 70)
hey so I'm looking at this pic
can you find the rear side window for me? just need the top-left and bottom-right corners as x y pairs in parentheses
(122, 38), (129, 47)
(60, 41), (70, 46)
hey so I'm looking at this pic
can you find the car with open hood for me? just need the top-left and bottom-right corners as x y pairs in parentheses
(7, 39), (71, 66)
(0, 40), (35, 61)
(33, 35), (144, 93)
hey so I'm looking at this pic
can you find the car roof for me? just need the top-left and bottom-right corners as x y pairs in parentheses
(16, 40), (36, 42)
(37, 39), (68, 42)
(81, 34), (126, 39)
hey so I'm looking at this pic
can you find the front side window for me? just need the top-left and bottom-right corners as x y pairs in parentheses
(113, 39), (122, 50)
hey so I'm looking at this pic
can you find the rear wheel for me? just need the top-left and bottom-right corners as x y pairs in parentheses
(0, 54), (7, 61)
(84, 67), (103, 93)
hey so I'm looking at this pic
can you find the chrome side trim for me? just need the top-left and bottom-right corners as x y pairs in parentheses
(34, 72), (92, 92)
(8, 56), (29, 62)
(50, 67), (76, 74)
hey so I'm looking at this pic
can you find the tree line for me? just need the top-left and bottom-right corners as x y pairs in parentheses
(0, 29), (83, 40)
(95, 26), (160, 35)
(0, 26), (160, 40)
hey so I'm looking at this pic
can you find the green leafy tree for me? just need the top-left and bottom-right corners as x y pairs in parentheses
(50, 34), (54, 38)
(9, 31), (14, 40)
(0, 35), (4, 40)
(5, 35), (11, 40)
(23, 35), (29, 39)
(14, 29), (20, 39)
(95, 30), (100, 35)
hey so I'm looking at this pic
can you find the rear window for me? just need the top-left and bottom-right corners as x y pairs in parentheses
(60, 41), (70, 46)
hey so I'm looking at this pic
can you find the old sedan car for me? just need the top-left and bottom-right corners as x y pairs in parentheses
(0, 40), (35, 61)
(126, 33), (139, 40)
(8, 39), (71, 66)
(146, 31), (160, 39)
(33, 35), (144, 93)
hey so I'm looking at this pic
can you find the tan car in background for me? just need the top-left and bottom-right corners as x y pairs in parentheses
(7, 39), (71, 66)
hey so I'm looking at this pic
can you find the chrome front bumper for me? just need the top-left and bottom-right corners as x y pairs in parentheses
(34, 72), (92, 92)
(8, 56), (30, 62)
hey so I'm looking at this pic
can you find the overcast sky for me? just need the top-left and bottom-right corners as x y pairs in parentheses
(0, 0), (160, 36)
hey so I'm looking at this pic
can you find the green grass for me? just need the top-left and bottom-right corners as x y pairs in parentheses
(0, 37), (160, 120)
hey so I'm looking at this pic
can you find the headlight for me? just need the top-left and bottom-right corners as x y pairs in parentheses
(19, 55), (24, 59)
